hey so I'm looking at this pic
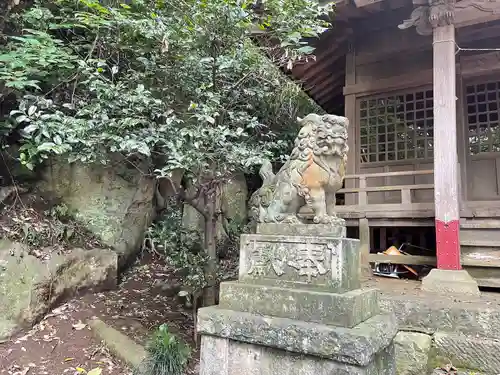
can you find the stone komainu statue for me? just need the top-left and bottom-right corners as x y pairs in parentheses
(249, 113), (349, 225)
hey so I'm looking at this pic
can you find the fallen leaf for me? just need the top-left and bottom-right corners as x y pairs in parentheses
(75, 368), (86, 374)
(87, 368), (102, 375)
(72, 321), (87, 331)
(13, 367), (30, 375)
(64, 357), (74, 362)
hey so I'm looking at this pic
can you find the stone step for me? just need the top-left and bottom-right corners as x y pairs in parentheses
(380, 296), (500, 339)
(432, 331), (500, 374)
(219, 281), (380, 328)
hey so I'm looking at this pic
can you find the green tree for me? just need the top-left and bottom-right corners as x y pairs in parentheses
(1, 0), (332, 305)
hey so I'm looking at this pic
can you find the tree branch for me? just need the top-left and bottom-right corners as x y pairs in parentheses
(171, 178), (208, 219)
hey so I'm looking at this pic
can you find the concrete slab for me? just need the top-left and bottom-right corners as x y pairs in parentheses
(421, 269), (480, 296)
(89, 317), (147, 368)
(361, 277), (500, 339)
(432, 331), (500, 374)
(380, 296), (500, 338)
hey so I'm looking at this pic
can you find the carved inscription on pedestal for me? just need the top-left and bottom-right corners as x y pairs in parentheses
(243, 237), (341, 285)
(247, 242), (288, 277)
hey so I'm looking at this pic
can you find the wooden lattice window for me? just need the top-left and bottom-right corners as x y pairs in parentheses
(466, 80), (500, 154)
(359, 89), (434, 163)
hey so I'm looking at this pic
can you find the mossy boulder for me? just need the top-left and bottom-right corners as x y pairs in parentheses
(0, 240), (117, 339)
(39, 157), (155, 265)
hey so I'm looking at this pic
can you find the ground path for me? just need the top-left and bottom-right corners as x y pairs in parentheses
(0, 255), (199, 375)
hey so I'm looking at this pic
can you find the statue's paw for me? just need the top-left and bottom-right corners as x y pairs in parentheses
(263, 213), (301, 224)
(313, 215), (328, 224)
(281, 215), (301, 224)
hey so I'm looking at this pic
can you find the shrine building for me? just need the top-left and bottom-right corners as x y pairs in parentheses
(291, 0), (500, 290)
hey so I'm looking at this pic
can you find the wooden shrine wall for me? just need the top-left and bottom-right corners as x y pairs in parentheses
(344, 19), (500, 206)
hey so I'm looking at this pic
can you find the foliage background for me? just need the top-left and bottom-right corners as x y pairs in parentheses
(0, 0), (332, 306)
(0, 0), (328, 175)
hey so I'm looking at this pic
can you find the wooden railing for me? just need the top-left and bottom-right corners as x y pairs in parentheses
(339, 169), (435, 206)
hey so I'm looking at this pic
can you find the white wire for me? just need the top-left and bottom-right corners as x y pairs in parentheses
(432, 39), (500, 54)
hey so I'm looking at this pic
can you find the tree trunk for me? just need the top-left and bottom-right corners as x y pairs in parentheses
(202, 194), (218, 307)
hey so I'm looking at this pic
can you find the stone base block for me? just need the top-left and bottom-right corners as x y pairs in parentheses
(200, 335), (396, 375)
(256, 223), (346, 238)
(219, 281), (379, 328)
(421, 269), (480, 296)
(197, 306), (397, 366)
(239, 234), (360, 293)
(432, 331), (500, 374)
(394, 332), (432, 375)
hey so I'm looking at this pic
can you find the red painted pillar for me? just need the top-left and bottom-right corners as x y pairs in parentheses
(433, 24), (461, 270)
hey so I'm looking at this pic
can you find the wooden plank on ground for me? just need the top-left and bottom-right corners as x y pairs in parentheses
(370, 254), (500, 268)
(369, 254), (437, 265)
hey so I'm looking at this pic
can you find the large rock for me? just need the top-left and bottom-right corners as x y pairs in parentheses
(39, 158), (155, 264)
(220, 173), (248, 225)
(0, 240), (117, 339)
(394, 332), (431, 375)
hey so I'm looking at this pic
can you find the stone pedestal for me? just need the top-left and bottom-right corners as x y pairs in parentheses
(197, 223), (398, 375)
(421, 269), (480, 296)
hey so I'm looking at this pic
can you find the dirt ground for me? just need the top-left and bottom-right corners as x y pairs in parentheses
(0, 255), (199, 375)
(3, 251), (500, 375)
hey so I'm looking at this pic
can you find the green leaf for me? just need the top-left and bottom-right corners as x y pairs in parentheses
(23, 124), (38, 133)
(16, 116), (30, 124)
(37, 142), (56, 152)
(297, 46), (315, 54)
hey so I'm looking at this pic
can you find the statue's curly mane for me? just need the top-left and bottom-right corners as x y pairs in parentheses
(279, 114), (348, 178)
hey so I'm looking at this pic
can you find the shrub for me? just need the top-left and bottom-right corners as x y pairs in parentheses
(134, 324), (191, 375)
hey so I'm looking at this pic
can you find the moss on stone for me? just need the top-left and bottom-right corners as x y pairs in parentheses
(38, 158), (154, 263)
